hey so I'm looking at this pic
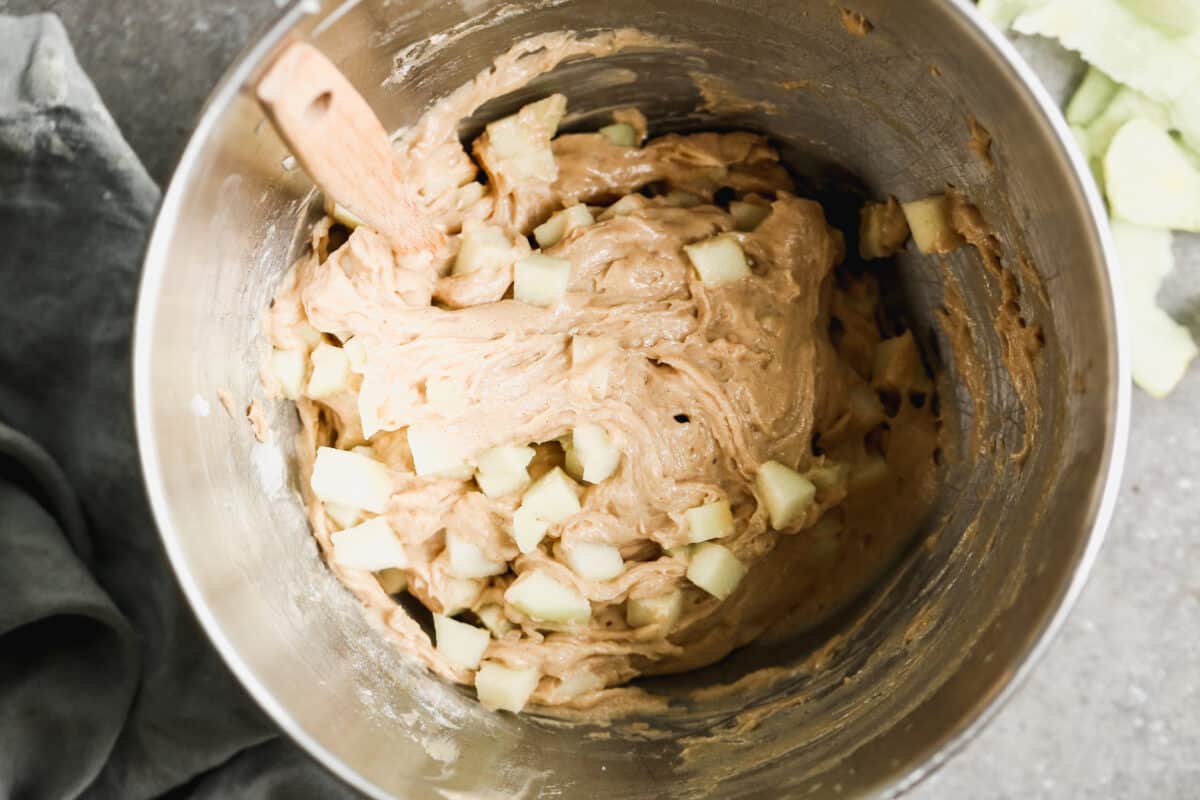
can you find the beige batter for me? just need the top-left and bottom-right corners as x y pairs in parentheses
(265, 32), (941, 712)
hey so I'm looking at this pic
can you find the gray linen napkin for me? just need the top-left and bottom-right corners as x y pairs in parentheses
(0, 14), (354, 800)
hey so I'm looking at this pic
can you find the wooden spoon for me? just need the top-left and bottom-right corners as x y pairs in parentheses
(256, 41), (441, 254)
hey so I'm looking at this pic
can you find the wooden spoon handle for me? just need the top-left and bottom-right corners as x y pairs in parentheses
(256, 42), (439, 252)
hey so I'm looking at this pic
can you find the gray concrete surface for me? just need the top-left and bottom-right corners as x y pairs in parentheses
(5, 1), (1196, 796)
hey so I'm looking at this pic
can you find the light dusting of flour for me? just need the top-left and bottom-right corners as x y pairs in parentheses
(189, 394), (211, 417)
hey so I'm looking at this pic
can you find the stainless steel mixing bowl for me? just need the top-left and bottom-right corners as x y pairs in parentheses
(133, 1), (1128, 796)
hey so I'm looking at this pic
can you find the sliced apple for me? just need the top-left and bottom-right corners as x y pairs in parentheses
(755, 460), (817, 530)
(533, 204), (595, 248)
(569, 423), (621, 483)
(1105, 117), (1200, 232)
(685, 498), (734, 543)
(406, 426), (473, 479)
(511, 506), (552, 554)
(902, 195), (965, 254)
(453, 226), (519, 276)
(307, 342), (351, 399)
(376, 567), (408, 594)
(504, 571), (591, 624)
(445, 531), (507, 579)
(310, 446), (393, 513)
(476, 604), (514, 637)
(475, 661), (540, 712)
(271, 348), (307, 400)
(323, 501), (364, 530)
(514, 253), (572, 307)
(332, 517), (408, 571)
(598, 122), (637, 147)
(434, 614), (491, 670)
(626, 589), (683, 631)
(564, 541), (625, 582)
(684, 235), (751, 286)
(475, 444), (536, 498)
(686, 542), (747, 600)
(730, 200), (772, 231)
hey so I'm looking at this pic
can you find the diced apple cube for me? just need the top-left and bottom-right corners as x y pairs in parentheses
(599, 194), (644, 219)
(434, 614), (491, 670)
(806, 463), (848, 492)
(311, 446), (393, 513)
(544, 669), (604, 704)
(341, 337), (368, 374)
(445, 531), (507, 579)
(352, 445), (378, 459)
(685, 498), (734, 543)
(293, 321), (324, 349)
(454, 226), (517, 276)
(323, 502), (364, 530)
(686, 542), (747, 600)
(848, 384), (885, 426)
(666, 544), (693, 561)
(332, 517), (407, 571)
(485, 94), (566, 183)
(455, 181), (486, 211)
(534, 204), (595, 248)
(873, 331), (930, 392)
(476, 604), (514, 637)
(511, 506), (552, 554)
(376, 567), (408, 594)
(598, 122), (637, 147)
(475, 661), (540, 712)
(902, 195), (964, 254)
(626, 590), (683, 630)
(859, 196), (910, 260)
(519, 467), (581, 524)
(504, 571), (591, 624)
(848, 456), (890, 493)
(475, 444), (536, 498)
(730, 201), (771, 231)
(425, 376), (468, 418)
(406, 426), (473, 478)
(570, 423), (621, 483)
(514, 253), (571, 307)
(571, 335), (617, 365)
(441, 577), (483, 615)
(755, 460), (816, 530)
(271, 348), (307, 400)
(307, 342), (351, 399)
(564, 542), (624, 581)
(684, 235), (751, 286)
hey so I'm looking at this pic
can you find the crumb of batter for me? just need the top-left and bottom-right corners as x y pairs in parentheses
(839, 8), (874, 36)
(216, 388), (237, 418)
(247, 398), (270, 443)
(264, 34), (941, 714)
(967, 115), (994, 167)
